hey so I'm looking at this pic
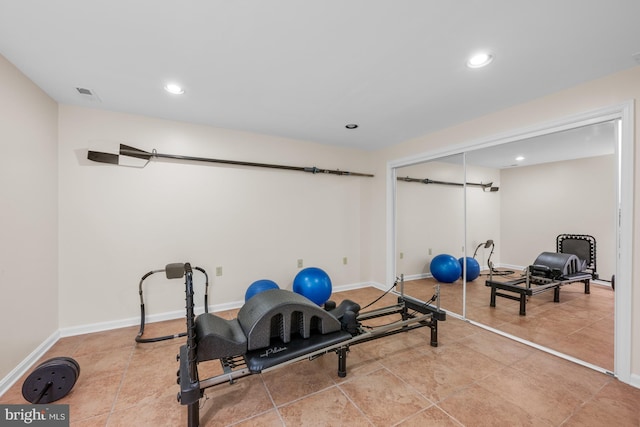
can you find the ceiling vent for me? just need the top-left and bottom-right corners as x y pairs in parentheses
(75, 87), (101, 102)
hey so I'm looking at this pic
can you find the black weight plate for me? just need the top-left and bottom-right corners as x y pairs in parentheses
(33, 358), (73, 376)
(56, 357), (80, 377)
(39, 357), (80, 378)
(38, 358), (80, 381)
(22, 358), (78, 404)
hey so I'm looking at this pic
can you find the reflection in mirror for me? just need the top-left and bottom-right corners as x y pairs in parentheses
(395, 154), (467, 315)
(393, 120), (617, 372)
(462, 120), (617, 371)
(457, 160), (502, 319)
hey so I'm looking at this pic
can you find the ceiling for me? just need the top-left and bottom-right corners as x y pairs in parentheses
(1, 1), (639, 151)
(397, 119), (617, 173)
(465, 120), (617, 169)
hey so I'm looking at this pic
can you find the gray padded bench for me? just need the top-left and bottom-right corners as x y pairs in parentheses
(195, 289), (346, 362)
(486, 251), (591, 315)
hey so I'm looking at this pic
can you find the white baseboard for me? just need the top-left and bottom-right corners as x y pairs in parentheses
(58, 301), (248, 338)
(60, 315), (142, 338)
(367, 281), (389, 291)
(396, 264), (494, 283)
(209, 300), (243, 312)
(628, 373), (640, 389)
(399, 273), (430, 281)
(333, 281), (381, 292)
(59, 281), (382, 338)
(491, 263), (523, 272)
(0, 331), (60, 398)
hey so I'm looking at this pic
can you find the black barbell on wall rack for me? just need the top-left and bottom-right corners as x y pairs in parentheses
(398, 176), (499, 192)
(88, 144), (374, 177)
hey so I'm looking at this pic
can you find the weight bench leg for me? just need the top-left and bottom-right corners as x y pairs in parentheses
(490, 286), (497, 308)
(187, 401), (199, 427)
(553, 286), (560, 303)
(337, 347), (347, 378)
(519, 294), (526, 316)
(430, 319), (438, 347)
(584, 279), (590, 294)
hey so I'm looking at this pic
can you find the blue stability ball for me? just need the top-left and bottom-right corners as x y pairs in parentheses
(245, 279), (280, 302)
(293, 267), (332, 306)
(458, 257), (481, 281)
(429, 254), (462, 283)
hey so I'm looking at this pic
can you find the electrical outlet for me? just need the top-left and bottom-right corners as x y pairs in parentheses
(216, 266), (223, 276)
(428, 248), (432, 255)
(297, 259), (303, 268)
(343, 257), (348, 265)
(399, 252), (404, 259)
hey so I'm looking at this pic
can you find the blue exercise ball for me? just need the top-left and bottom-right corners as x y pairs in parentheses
(430, 254), (462, 283)
(458, 257), (481, 281)
(245, 279), (280, 301)
(293, 267), (332, 306)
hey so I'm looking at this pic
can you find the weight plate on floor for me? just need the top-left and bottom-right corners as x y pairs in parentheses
(56, 356), (80, 377)
(22, 357), (79, 404)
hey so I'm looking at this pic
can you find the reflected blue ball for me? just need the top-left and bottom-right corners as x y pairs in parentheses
(429, 254), (462, 283)
(458, 257), (481, 281)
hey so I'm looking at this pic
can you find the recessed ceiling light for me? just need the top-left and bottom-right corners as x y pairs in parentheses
(345, 124), (358, 129)
(467, 52), (494, 68)
(515, 156), (525, 161)
(164, 83), (185, 95)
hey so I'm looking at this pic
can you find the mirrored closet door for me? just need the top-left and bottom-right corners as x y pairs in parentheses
(395, 154), (466, 315)
(393, 120), (618, 372)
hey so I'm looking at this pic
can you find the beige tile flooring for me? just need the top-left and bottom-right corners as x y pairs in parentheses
(2, 286), (639, 426)
(404, 273), (615, 371)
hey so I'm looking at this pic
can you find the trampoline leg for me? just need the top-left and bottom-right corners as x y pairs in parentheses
(337, 347), (348, 378)
(187, 402), (199, 427)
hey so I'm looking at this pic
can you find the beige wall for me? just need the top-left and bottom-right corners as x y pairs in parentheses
(0, 55), (58, 379)
(395, 161), (501, 277)
(58, 106), (370, 328)
(367, 65), (640, 381)
(501, 155), (616, 278)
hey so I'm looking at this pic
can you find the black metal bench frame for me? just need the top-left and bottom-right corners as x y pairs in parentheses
(485, 234), (596, 316)
(486, 272), (590, 315)
(176, 266), (446, 427)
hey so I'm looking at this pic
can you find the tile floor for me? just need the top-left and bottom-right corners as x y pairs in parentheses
(404, 273), (615, 371)
(2, 286), (638, 426)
